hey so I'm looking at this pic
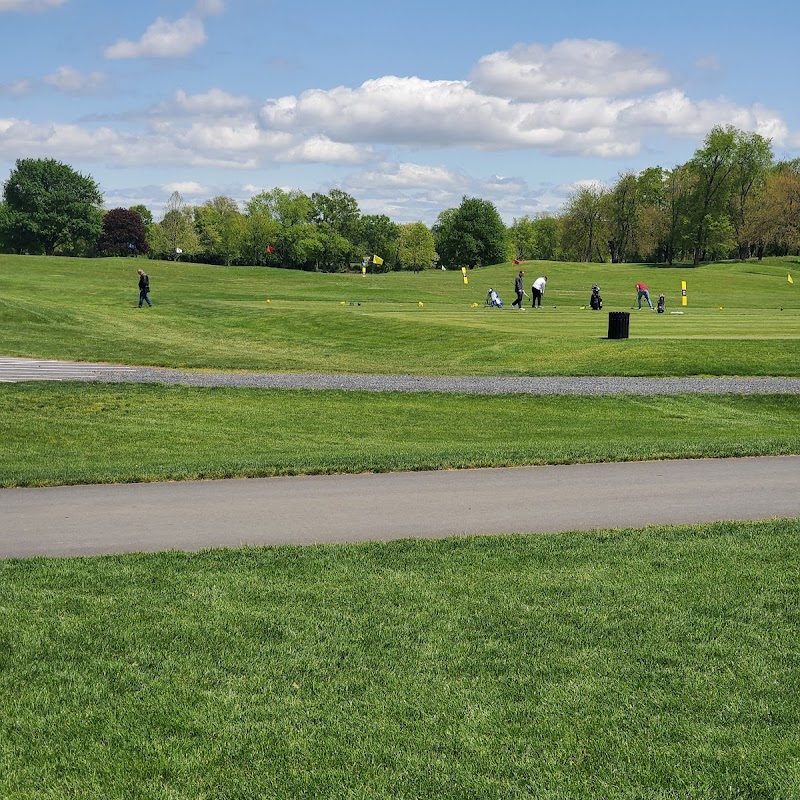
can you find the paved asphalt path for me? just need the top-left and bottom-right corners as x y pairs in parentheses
(2, 456), (798, 559)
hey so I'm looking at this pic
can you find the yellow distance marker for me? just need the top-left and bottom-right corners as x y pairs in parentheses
(418, 302), (424, 308)
(266, 299), (271, 304)
(681, 280), (687, 306)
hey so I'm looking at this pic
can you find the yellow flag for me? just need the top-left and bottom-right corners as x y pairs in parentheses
(789, 274), (794, 284)
(372, 254), (384, 265)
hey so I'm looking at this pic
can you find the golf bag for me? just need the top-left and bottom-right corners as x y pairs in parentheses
(590, 284), (603, 310)
(657, 293), (665, 313)
(486, 288), (503, 308)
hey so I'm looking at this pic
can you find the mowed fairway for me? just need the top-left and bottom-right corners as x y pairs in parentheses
(1, 521), (799, 798)
(2, 255), (800, 798)
(2, 253), (799, 487)
(2, 384), (799, 487)
(1, 254), (798, 376)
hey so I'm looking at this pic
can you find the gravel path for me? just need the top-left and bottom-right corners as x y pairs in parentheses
(109, 370), (800, 395)
(2, 357), (800, 394)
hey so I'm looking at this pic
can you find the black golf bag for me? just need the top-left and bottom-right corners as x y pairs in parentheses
(657, 293), (665, 313)
(590, 284), (603, 310)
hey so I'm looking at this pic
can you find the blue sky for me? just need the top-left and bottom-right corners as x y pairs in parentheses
(2, 0), (798, 224)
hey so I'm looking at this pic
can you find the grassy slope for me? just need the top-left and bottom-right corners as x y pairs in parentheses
(1, 254), (798, 376)
(2, 260), (799, 798)
(1, 520), (799, 799)
(2, 383), (799, 487)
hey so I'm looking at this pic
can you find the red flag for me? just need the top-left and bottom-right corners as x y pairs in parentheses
(513, 258), (520, 265)
(266, 245), (275, 253)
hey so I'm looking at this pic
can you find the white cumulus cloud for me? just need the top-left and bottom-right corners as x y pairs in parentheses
(259, 64), (788, 158)
(161, 181), (209, 195)
(171, 88), (252, 115)
(105, 15), (207, 59)
(620, 90), (788, 143)
(104, 0), (223, 60)
(44, 66), (107, 95)
(470, 40), (670, 100)
(260, 76), (639, 156)
(281, 136), (373, 164)
(353, 162), (466, 191)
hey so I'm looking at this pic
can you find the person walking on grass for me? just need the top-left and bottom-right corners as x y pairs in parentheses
(635, 281), (653, 310)
(137, 269), (152, 308)
(531, 275), (547, 308)
(512, 270), (526, 310)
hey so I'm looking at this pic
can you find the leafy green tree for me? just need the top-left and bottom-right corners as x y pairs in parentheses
(2, 158), (103, 256)
(357, 214), (400, 271)
(604, 172), (639, 263)
(0, 201), (14, 253)
(398, 222), (438, 273)
(240, 211), (280, 266)
(751, 162), (800, 257)
(658, 164), (696, 264)
(151, 191), (199, 260)
(98, 208), (149, 256)
(560, 185), (608, 262)
(129, 204), (153, 227)
(728, 131), (773, 258)
(312, 189), (360, 234)
(314, 226), (350, 272)
(248, 188), (314, 227)
(530, 216), (561, 261)
(433, 197), (506, 268)
(312, 189), (361, 271)
(632, 167), (669, 262)
(195, 196), (244, 265)
(509, 216), (538, 260)
(703, 214), (737, 260)
(246, 189), (316, 268)
(687, 125), (739, 263)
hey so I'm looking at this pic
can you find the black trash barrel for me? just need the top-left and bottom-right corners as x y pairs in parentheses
(607, 311), (630, 339)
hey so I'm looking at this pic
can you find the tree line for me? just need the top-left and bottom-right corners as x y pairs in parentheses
(1, 125), (798, 269)
(525, 126), (800, 265)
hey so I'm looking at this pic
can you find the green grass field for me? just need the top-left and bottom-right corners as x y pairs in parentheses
(3, 254), (799, 798)
(1, 254), (798, 376)
(2, 520), (799, 799)
(2, 383), (799, 487)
